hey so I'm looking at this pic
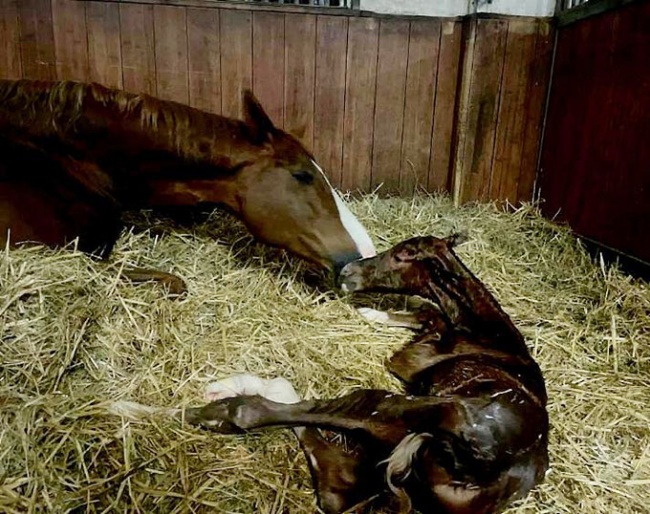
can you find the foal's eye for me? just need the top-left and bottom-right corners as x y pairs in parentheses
(292, 170), (314, 185)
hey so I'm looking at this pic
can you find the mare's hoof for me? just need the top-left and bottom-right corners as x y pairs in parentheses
(159, 274), (187, 296)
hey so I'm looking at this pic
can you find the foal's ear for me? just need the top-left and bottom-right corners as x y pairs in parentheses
(243, 89), (275, 144)
(445, 232), (469, 248)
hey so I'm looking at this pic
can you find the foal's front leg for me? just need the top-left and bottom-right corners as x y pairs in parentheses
(203, 374), (383, 514)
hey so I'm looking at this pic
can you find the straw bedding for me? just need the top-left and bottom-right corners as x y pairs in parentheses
(1, 194), (648, 513)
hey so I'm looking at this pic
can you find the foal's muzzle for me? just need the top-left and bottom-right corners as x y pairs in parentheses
(332, 251), (362, 277)
(337, 260), (365, 293)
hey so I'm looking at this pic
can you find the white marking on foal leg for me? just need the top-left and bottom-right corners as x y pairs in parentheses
(205, 374), (306, 437)
(204, 373), (267, 402)
(311, 159), (377, 258)
(356, 307), (423, 330)
(205, 374), (301, 404)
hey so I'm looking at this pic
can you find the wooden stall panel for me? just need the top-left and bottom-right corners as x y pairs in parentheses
(86, 2), (122, 88)
(341, 16), (379, 193)
(400, 20), (440, 196)
(539, 1), (650, 261)
(187, 8), (221, 114)
(453, 18), (508, 204)
(51, 0), (89, 81)
(252, 11), (285, 127)
(0, 0), (22, 79)
(119, 3), (156, 95)
(313, 15), (347, 187)
(518, 20), (552, 202)
(284, 13), (316, 148)
(220, 9), (252, 119)
(490, 19), (538, 203)
(429, 20), (462, 192)
(17, 0), (56, 80)
(154, 5), (189, 104)
(370, 19), (409, 195)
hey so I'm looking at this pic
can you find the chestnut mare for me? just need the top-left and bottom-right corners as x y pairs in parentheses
(0, 80), (375, 289)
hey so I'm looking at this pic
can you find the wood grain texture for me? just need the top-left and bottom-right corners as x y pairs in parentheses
(313, 15), (347, 187)
(370, 19), (409, 195)
(153, 5), (189, 104)
(0, 0), (22, 79)
(400, 19), (440, 196)
(454, 18), (508, 204)
(187, 7), (221, 113)
(86, 1), (122, 88)
(252, 11), (285, 127)
(119, 3), (156, 94)
(490, 19), (538, 203)
(51, 0), (89, 81)
(341, 16), (379, 193)
(220, 8), (252, 119)
(284, 13), (316, 148)
(518, 20), (552, 203)
(17, 0), (56, 80)
(429, 20), (462, 192)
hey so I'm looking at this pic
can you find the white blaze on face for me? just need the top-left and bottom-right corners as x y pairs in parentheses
(311, 160), (377, 258)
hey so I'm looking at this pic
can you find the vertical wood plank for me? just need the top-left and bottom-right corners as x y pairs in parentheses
(490, 20), (538, 203)
(370, 19), (409, 195)
(153, 5), (189, 104)
(400, 20), (440, 195)
(252, 11), (285, 127)
(17, 0), (56, 80)
(220, 9), (252, 119)
(0, 0), (22, 79)
(187, 7), (221, 114)
(454, 18), (508, 203)
(284, 13), (316, 148)
(51, 0), (89, 81)
(341, 17), (379, 193)
(86, 1), (122, 88)
(313, 15), (347, 187)
(518, 20), (553, 203)
(119, 3), (156, 94)
(429, 20), (462, 192)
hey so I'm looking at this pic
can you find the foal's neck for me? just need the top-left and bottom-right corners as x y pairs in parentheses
(419, 253), (529, 355)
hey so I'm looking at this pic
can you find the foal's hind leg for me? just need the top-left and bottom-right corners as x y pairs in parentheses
(204, 374), (380, 514)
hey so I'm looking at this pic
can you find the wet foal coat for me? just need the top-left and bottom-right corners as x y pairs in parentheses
(113, 234), (549, 513)
(0, 79), (374, 278)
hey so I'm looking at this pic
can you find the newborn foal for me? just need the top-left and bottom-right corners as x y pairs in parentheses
(112, 234), (549, 513)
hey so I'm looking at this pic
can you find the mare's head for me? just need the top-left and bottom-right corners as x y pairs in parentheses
(230, 92), (376, 272)
(339, 234), (468, 294)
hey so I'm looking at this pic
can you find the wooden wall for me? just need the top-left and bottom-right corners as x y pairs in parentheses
(539, 0), (650, 263)
(0, 0), (552, 204)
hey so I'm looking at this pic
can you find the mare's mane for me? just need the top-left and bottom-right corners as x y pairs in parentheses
(0, 79), (249, 162)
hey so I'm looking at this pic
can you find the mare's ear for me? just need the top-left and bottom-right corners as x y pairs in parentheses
(243, 89), (275, 144)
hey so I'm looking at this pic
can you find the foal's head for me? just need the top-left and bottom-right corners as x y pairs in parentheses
(339, 234), (468, 294)
(233, 92), (376, 272)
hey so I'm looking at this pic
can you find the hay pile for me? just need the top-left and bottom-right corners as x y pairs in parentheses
(1, 194), (649, 513)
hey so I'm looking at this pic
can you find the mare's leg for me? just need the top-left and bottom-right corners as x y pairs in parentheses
(121, 267), (187, 295)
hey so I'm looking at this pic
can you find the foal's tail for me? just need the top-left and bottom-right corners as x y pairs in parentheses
(382, 432), (434, 514)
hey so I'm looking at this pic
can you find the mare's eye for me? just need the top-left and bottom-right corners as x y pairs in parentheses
(292, 170), (314, 185)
